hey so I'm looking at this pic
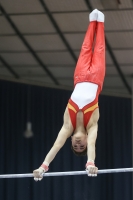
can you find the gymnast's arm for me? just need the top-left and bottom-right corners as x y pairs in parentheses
(44, 108), (73, 164)
(33, 107), (73, 181)
(86, 108), (99, 176)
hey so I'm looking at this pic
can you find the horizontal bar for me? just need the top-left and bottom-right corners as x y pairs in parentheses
(0, 168), (133, 179)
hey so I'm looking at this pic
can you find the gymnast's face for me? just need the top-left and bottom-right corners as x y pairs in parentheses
(71, 132), (87, 152)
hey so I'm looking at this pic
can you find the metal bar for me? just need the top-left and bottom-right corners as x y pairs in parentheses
(132, 77), (133, 199)
(0, 168), (133, 179)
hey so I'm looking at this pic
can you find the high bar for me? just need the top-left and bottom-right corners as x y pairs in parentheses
(0, 168), (133, 179)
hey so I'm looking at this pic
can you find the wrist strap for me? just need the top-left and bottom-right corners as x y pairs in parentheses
(86, 162), (95, 168)
(40, 163), (49, 171)
(87, 159), (94, 164)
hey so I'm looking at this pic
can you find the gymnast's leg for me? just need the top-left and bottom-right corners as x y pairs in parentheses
(91, 10), (106, 91)
(74, 9), (98, 85)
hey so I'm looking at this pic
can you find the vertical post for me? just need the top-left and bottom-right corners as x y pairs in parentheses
(131, 76), (133, 200)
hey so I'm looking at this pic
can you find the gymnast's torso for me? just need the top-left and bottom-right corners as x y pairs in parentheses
(67, 82), (100, 130)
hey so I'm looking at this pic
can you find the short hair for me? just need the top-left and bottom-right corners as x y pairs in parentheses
(71, 145), (87, 156)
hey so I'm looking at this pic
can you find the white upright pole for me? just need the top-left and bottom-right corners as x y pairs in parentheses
(131, 76), (133, 200)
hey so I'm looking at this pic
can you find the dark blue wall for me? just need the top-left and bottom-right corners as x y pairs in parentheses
(0, 80), (132, 200)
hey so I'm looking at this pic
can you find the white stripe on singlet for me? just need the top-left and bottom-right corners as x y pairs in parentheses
(71, 82), (98, 109)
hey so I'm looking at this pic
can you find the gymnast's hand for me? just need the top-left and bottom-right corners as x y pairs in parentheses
(86, 162), (98, 177)
(33, 162), (49, 181)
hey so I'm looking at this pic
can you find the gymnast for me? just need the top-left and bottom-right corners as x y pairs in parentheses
(33, 9), (105, 181)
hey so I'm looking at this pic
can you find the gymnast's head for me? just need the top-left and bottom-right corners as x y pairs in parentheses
(71, 131), (87, 156)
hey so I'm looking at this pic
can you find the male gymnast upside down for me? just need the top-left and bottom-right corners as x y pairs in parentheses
(33, 9), (105, 180)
